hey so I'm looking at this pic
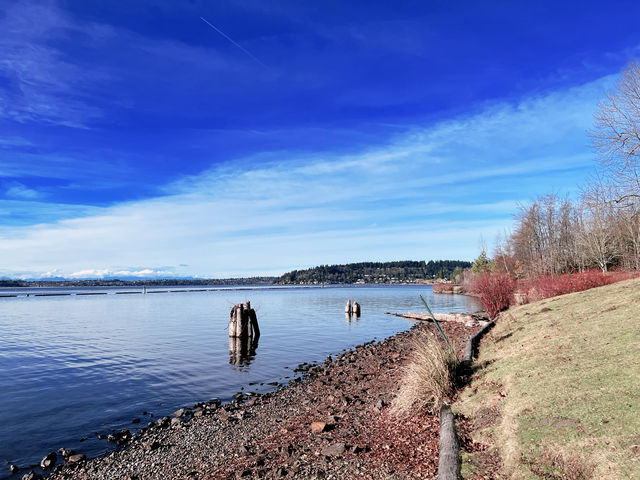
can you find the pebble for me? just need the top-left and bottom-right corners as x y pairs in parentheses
(21, 471), (42, 480)
(172, 408), (185, 418)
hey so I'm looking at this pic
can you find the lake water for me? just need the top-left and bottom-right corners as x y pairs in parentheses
(0, 284), (481, 475)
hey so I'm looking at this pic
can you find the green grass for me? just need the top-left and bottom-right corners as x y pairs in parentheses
(456, 278), (640, 479)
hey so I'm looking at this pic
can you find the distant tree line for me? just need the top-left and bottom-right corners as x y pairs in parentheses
(0, 277), (276, 288)
(276, 260), (472, 284)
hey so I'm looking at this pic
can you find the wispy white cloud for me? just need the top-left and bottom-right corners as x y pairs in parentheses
(0, 1), (252, 129)
(4, 182), (41, 200)
(0, 74), (609, 278)
(0, 199), (99, 226)
(0, 2), (103, 127)
(0, 136), (34, 148)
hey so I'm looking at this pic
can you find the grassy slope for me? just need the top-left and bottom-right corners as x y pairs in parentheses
(456, 278), (640, 479)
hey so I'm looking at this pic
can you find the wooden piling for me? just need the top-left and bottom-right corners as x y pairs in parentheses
(235, 304), (243, 337)
(248, 308), (260, 337)
(345, 299), (351, 315)
(229, 306), (237, 338)
(229, 302), (260, 339)
(352, 301), (361, 316)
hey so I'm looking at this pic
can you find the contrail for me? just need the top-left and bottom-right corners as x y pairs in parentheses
(200, 16), (267, 68)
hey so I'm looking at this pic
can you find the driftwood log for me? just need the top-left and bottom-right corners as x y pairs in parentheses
(462, 320), (494, 366)
(384, 311), (488, 327)
(438, 404), (461, 479)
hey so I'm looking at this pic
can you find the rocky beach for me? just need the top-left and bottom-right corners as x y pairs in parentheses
(27, 321), (481, 480)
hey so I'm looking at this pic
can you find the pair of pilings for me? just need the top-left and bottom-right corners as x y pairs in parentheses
(229, 301), (260, 339)
(345, 299), (361, 316)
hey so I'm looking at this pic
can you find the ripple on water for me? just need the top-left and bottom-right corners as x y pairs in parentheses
(0, 285), (481, 476)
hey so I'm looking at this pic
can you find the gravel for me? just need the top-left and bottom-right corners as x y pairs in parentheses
(47, 322), (478, 480)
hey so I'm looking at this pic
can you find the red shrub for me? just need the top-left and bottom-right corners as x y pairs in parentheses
(520, 270), (638, 302)
(472, 271), (516, 319)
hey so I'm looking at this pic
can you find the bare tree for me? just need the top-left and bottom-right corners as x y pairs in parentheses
(579, 182), (621, 272)
(508, 194), (581, 276)
(591, 61), (640, 203)
(613, 198), (640, 270)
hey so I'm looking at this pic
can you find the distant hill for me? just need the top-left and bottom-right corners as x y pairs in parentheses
(276, 260), (471, 284)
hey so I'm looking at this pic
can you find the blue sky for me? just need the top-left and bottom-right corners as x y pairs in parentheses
(1, 1), (639, 279)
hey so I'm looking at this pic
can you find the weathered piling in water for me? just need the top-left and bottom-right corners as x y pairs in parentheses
(229, 302), (259, 339)
(248, 306), (260, 337)
(352, 300), (361, 316)
(345, 299), (352, 315)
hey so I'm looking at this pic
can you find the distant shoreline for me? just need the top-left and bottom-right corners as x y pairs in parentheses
(0, 259), (471, 288)
(0, 277), (276, 288)
(0, 279), (438, 290)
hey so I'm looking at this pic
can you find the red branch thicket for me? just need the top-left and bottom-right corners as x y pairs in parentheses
(471, 271), (516, 319)
(519, 270), (637, 302)
(468, 270), (638, 317)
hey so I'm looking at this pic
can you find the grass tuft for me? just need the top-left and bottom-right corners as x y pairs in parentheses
(391, 330), (458, 416)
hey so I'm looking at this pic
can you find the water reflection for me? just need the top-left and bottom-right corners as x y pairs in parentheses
(229, 335), (259, 366)
(345, 312), (360, 323)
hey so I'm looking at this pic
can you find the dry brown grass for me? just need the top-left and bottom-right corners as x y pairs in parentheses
(529, 447), (595, 480)
(391, 330), (457, 417)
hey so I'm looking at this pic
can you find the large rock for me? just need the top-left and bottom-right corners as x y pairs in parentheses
(321, 443), (346, 457)
(172, 408), (185, 418)
(143, 440), (161, 451)
(40, 452), (57, 470)
(66, 454), (86, 465)
(107, 429), (131, 443)
(311, 421), (326, 434)
(155, 416), (170, 428)
(57, 448), (75, 461)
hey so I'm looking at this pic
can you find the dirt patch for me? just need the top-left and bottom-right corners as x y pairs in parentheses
(470, 407), (500, 430)
(527, 448), (595, 480)
(456, 413), (500, 480)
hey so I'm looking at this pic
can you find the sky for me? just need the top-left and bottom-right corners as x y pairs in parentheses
(1, 1), (640, 279)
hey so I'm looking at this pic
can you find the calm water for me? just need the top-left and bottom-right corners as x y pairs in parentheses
(0, 284), (480, 475)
